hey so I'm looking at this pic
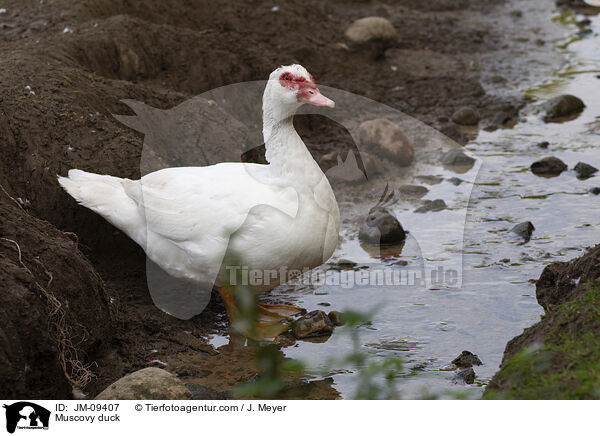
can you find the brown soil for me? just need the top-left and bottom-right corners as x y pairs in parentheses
(484, 245), (600, 398)
(0, 0), (545, 399)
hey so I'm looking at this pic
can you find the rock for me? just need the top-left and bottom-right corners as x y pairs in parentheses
(447, 177), (464, 186)
(416, 175), (444, 185)
(536, 141), (550, 149)
(530, 156), (568, 176)
(398, 184), (429, 198)
(292, 310), (334, 339)
(415, 199), (447, 213)
(509, 9), (523, 17)
(359, 207), (406, 245)
(328, 311), (344, 326)
(542, 94), (585, 122)
(336, 258), (357, 269)
(574, 162), (598, 179)
(95, 367), (193, 400)
(273, 332), (297, 347)
(344, 17), (397, 59)
(441, 148), (476, 167)
(358, 118), (414, 166)
(577, 18), (592, 27)
(185, 383), (230, 400)
(451, 351), (483, 368)
(454, 367), (476, 384)
(321, 151), (385, 183)
(511, 221), (535, 241)
(451, 106), (480, 125)
(590, 187), (600, 195)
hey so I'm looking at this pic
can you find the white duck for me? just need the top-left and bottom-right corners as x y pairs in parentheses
(59, 64), (340, 337)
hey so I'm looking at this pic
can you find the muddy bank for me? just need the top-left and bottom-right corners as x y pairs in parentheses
(484, 245), (600, 399)
(0, 0), (556, 398)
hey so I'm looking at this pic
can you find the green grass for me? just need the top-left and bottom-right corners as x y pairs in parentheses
(485, 284), (600, 399)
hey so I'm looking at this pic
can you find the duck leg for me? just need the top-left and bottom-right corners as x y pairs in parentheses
(217, 287), (293, 339)
(257, 303), (305, 319)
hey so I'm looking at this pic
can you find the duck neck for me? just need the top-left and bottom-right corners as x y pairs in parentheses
(262, 98), (314, 176)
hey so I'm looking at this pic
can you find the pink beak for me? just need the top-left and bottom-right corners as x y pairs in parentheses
(300, 89), (335, 108)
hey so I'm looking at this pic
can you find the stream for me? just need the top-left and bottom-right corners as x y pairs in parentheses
(209, 6), (600, 399)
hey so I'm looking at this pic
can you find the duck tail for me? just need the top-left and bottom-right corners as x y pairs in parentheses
(58, 169), (142, 241)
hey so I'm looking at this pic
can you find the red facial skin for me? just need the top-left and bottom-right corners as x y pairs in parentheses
(279, 72), (318, 101)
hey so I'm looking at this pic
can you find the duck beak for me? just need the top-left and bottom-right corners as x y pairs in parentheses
(301, 89), (335, 108)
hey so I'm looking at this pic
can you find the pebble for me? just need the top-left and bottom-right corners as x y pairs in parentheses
(345, 17), (398, 59)
(358, 118), (414, 166)
(451, 351), (483, 368)
(273, 332), (297, 347)
(359, 207), (406, 245)
(447, 177), (464, 186)
(574, 162), (598, 179)
(542, 94), (585, 122)
(451, 106), (480, 125)
(530, 156), (568, 176)
(95, 367), (193, 400)
(536, 141), (549, 149)
(511, 221), (535, 241)
(415, 199), (447, 213)
(454, 367), (476, 384)
(328, 311), (344, 326)
(292, 310), (334, 339)
(398, 184), (429, 198)
(441, 148), (476, 167)
(590, 187), (600, 195)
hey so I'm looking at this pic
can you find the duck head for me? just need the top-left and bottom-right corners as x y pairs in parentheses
(263, 65), (334, 121)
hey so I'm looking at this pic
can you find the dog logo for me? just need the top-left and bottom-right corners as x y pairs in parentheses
(3, 402), (50, 433)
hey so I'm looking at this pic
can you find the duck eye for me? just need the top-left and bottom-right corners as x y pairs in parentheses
(285, 76), (290, 81)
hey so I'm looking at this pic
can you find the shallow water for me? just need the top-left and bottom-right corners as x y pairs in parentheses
(210, 9), (600, 399)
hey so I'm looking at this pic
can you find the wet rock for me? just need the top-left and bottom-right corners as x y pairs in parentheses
(359, 207), (406, 245)
(328, 311), (344, 326)
(273, 332), (297, 347)
(415, 199), (447, 213)
(530, 156), (568, 176)
(336, 258), (357, 269)
(454, 367), (476, 384)
(292, 310), (334, 339)
(509, 9), (523, 18)
(398, 184), (429, 198)
(95, 367), (193, 400)
(447, 177), (464, 186)
(577, 18), (592, 27)
(542, 94), (585, 122)
(345, 17), (397, 59)
(416, 175), (444, 185)
(441, 148), (476, 167)
(452, 350), (483, 368)
(536, 141), (549, 149)
(358, 118), (414, 166)
(590, 187), (600, 195)
(451, 106), (480, 125)
(185, 383), (230, 400)
(574, 162), (598, 179)
(511, 221), (535, 241)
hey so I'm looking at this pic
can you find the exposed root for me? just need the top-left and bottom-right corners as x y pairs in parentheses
(1, 237), (94, 388)
(0, 182), (24, 210)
